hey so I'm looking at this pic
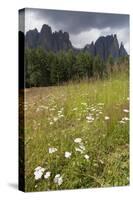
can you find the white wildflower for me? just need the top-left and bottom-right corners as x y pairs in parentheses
(84, 154), (90, 160)
(99, 111), (103, 114)
(34, 166), (42, 171)
(97, 103), (104, 106)
(54, 174), (63, 186)
(50, 108), (56, 111)
(75, 147), (84, 154)
(105, 116), (110, 120)
(81, 102), (87, 106)
(65, 151), (72, 158)
(24, 106), (28, 111)
(99, 160), (104, 164)
(74, 138), (82, 143)
(123, 109), (129, 113)
(86, 116), (94, 122)
(79, 144), (85, 151)
(44, 171), (51, 179)
(53, 117), (58, 122)
(34, 166), (45, 180)
(122, 117), (129, 121)
(35, 167), (45, 173)
(119, 120), (126, 124)
(49, 121), (53, 125)
(72, 107), (78, 111)
(86, 116), (92, 120)
(34, 171), (43, 180)
(49, 147), (57, 154)
(58, 114), (64, 118)
(58, 110), (62, 114)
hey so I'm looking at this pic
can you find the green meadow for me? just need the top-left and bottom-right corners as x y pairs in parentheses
(23, 71), (129, 192)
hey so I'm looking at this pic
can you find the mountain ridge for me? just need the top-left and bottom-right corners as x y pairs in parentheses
(25, 24), (128, 60)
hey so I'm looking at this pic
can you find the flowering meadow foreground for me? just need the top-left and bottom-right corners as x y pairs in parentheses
(22, 72), (129, 191)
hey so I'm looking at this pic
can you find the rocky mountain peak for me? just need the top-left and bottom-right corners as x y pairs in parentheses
(84, 34), (127, 60)
(119, 42), (128, 57)
(40, 24), (52, 34)
(25, 28), (39, 48)
(26, 24), (72, 52)
(25, 24), (128, 59)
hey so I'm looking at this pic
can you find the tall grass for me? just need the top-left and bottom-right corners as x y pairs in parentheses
(23, 71), (129, 191)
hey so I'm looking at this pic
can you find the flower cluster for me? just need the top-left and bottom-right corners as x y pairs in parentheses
(74, 137), (90, 160)
(49, 147), (57, 154)
(104, 116), (110, 120)
(65, 151), (72, 158)
(119, 107), (129, 124)
(34, 166), (63, 186)
(54, 174), (63, 186)
(86, 115), (95, 123)
(34, 166), (45, 180)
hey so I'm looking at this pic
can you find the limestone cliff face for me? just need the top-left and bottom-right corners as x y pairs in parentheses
(119, 42), (128, 57)
(84, 34), (127, 60)
(52, 31), (72, 51)
(25, 24), (72, 52)
(38, 24), (53, 51)
(25, 28), (39, 48)
(96, 34), (120, 60)
(84, 42), (95, 56)
(25, 24), (128, 59)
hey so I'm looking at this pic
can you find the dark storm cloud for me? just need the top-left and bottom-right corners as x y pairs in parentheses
(25, 8), (129, 52)
(28, 8), (129, 34)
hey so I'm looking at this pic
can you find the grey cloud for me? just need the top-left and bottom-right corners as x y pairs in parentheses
(25, 8), (129, 52)
(27, 8), (129, 34)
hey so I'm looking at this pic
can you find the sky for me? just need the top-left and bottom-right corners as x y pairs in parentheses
(23, 8), (129, 53)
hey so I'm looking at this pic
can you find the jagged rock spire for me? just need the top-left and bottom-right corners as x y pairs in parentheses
(25, 24), (128, 59)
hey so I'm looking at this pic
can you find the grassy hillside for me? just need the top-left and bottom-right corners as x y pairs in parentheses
(22, 71), (129, 191)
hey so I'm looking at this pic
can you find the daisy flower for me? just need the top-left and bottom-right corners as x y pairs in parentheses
(49, 147), (57, 154)
(123, 109), (129, 113)
(44, 171), (51, 179)
(54, 174), (63, 186)
(84, 154), (90, 160)
(65, 151), (72, 158)
(104, 116), (110, 120)
(34, 166), (45, 180)
(74, 138), (82, 143)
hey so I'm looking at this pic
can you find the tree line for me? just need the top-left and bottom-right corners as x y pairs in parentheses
(25, 48), (129, 87)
